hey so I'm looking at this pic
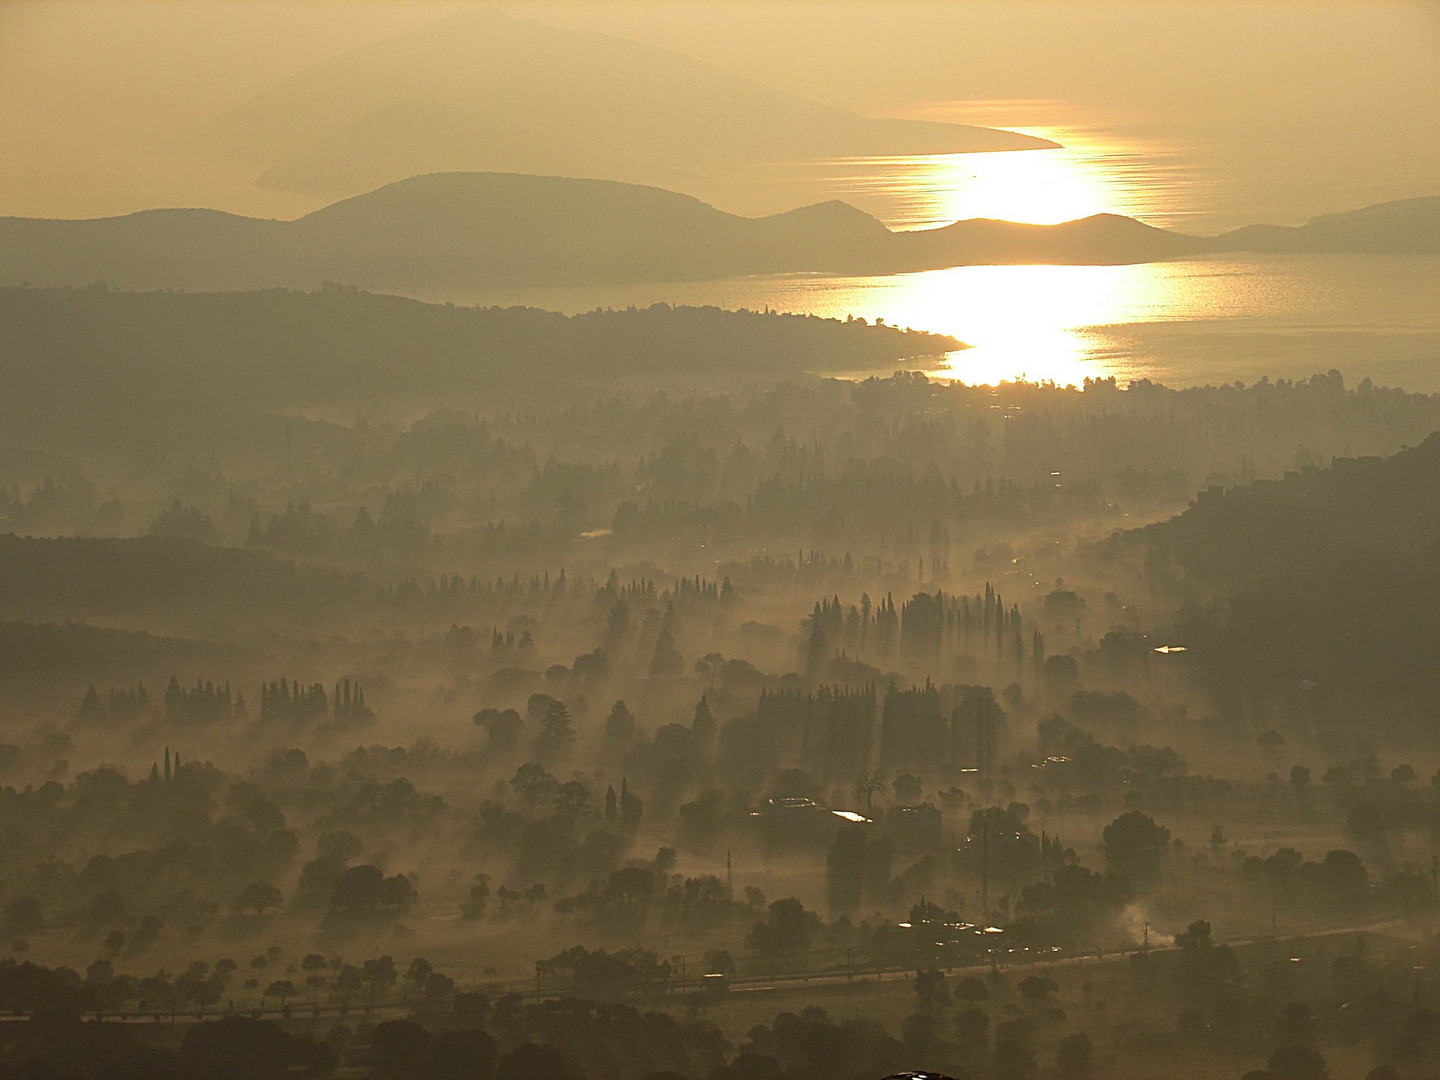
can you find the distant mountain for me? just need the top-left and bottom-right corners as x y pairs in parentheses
(2, 176), (1432, 295)
(174, 8), (1053, 199)
(1214, 196), (1440, 254)
(0, 172), (1208, 293)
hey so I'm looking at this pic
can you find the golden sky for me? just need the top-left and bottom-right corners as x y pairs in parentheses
(1, 1), (1437, 219)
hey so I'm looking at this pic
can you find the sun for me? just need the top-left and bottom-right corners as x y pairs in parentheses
(824, 123), (1167, 232)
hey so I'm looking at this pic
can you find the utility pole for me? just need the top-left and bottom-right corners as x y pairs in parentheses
(981, 819), (990, 919)
(726, 849), (733, 904)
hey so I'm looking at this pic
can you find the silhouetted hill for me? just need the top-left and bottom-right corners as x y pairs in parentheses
(0, 620), (243, 693)
(1215, 196), (1440, 254)
(1133, 433), (1440, 590)
(900, 212), (1204, 268)
(0, 534), (370, 636)
(0, 172), (1210, 293)
(5, 176), (1431, 294)
(1119, 433), (1440, 723)
(173, 8), (1053, 198)
(0, 285), (960, 419)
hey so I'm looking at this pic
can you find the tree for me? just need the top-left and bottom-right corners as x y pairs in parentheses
(746, 897), (819, 958)
(149, 500), (219, 544)
(1174, 919), (1241, 989)
(371, 1018), (431, 1080)
(1018, 975), (1058, 1008)
(955, 1008), (991, 1063)
(537, 700), (576, 760)
(77, 685), (107, 725)
(331, 865), (416, 913)
(430, 1029), (498, 1080)
(893, 774), (923, 805)
(3, 897), (43, 936)
(475, 707), (523, 755)
(301, 953), (328, 999)
(994, 1018), (1038, 1080)
(649, 628), (685, 678)
(1175, 919), (1214, 952)
(233, 882), (283, 916)
(954, 976), (990, 1004)
(853, 773), (885, 814)
(1103, 811), (1170, 890)
(405, 957), (433, 993)
(180, 1017), (335, 1079)
(619, 779), (643, 831)
(554, 780), (591, 815)
(1269, 1046), (1328, 1080)
(264, 979), (296, 1005)
(603, 701), (636, 756)
(702, 948), (736, 976)
(1057, 1032), (1093, 1080)
(335, 964), (363, 999)
(462, 874), (491, 919)
(422, 971), (456, 1002)
(915, 968), (951, 1014)
(362, 955), (398, 1006)
(826, 825), (866, 916)
(510, 763), (560, 809)
(499, 1043), (572, 1080)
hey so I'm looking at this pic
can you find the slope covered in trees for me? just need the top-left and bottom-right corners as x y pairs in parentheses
(0, 535), (369, 635)
(1118, 432), (1440, 727)
(0, 285), (960, 417)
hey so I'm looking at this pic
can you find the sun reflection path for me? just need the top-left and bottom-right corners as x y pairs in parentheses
(816, 122), (1191, 232)
(772, 117), (1212, 383)
(799, 262), (1193, 387)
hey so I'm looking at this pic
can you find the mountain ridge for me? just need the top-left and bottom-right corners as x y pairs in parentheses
(174, 7), (1054, 199)
(0, 172), (1434, 294)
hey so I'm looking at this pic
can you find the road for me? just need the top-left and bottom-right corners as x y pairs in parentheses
(12, 912), (1422, 1027)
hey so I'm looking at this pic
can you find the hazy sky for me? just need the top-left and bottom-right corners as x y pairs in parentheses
(1, 1), (1437, 219)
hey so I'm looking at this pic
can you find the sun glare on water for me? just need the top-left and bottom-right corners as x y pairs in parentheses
(814, 116), (1190, 232)
(796, 115), (1204, 385)
(780, 261), (1191, 388)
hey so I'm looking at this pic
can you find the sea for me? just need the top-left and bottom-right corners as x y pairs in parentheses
(433, 101), (1440, 392)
